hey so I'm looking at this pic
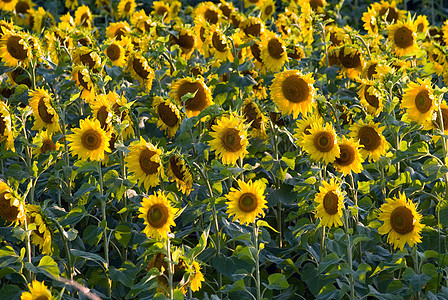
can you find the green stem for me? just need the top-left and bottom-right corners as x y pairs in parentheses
(24, 214), (33, 283)
(166, 237), (174, 300)
(344, 211), (355, 300)
(98, 161), (111, 298)
(253, 222), (261, 300)
(320, 225), (326, 262)
(52, 218), (73, 280)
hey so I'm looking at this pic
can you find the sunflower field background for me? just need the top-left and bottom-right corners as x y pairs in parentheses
(2, 0), (448, 299)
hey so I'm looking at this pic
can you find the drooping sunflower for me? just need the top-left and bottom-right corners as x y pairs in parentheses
(90, 94), (113, 131)
(241, 16), (264, 38)
(349, 119), (388, 163)
(270, 70), (315, 119)
(170, 26), (196, 58)
(358, 80), (384, 116)
(151, 1), (171, 22)
(218, 0), (235, 20)
(106, 21), (130, 41)
(373, 0), (405, 24)
(194, 2), (221, 25)
(422, 42), (446, 76)
(117, 0), (136, 19)
(73, 46), (102, 71)
(401, 78), (434, 125)
(294, 112), (324, 147)
(104, 38), (128, 68)
(20, 280), (53, 300)
(29, 88), (60, 134)
(208, 114), (249, 165)
(415, 15), (429, 34)
(314, 178), (344, 228)
(153, 97), (182, 138)
(338, 45), (363, 79)
(167, 154), (193, 195)
(0, 0), (17, 11)
(0, 30), (31, 67)
(242, 98), (267, 139)
(205, 25), (232, 61)
(26, 204), (52, 255)
(109, 91), (134, 141)
(333, 137), (364, 176)
(170, 77), (213, 118)
(72, 65), (96, 103)
(74, 5), (92, 29)
(127, 53), (155, 92)
(14, 0), (33, 26)
(302, 122), (340, 164)
(244, 0), (263, 8)
(0, 180), (25, 225)
(138, 191), (176, 239)
(362, 7), (379, 36)
(226, 179), (267, 225)
(125, 137), (164, 191)
(0, 100), (15, 152)
(378, 192), (423, 250)
(189, 261), (205, 292)
(387, 17), (418, 57)
(66, 117), (111, 162)
(434, 102), (448, 134)
(32, 130), (61, 156)
(260, 31), (288, 73)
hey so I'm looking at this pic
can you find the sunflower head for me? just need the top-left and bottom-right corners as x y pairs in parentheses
(72, 65), (96, 103)
(0, 30), (32, 67)
(302, 122), (340, 164)
(26, 204), (53, 254)
(74, 5), (92, 29)
(388, 17), (417, 57)
(338, 46), (363, 79)
(20, 280), (53, 300)
(29, 88), (61, 134)
(401, 78), (434, 125)
(314, 178), (344, 228)
(127, 53), (155, 92)
(32, 130), (61, 156)
(194, 2), (221, 25)
(170, 77), (213, 118)
(226, 180), (267, 225)
(378, 192), (423, 250)
(170, 26), (196, 58)
(349, 119), (388, 162)
(260, 30), (288, 73)
(167, 154), (193, 195)
(138, 191), (176, 239)
(189, 261), (205, 292)
(117, 0), (136, 19)
(0, 181), (25, 225)
(153, 97), (182, 138)
(0, 100), (15, 152)
(333, 137), (364, 176)
(358, 80), (384, 116)
(242, 99), (267, 139)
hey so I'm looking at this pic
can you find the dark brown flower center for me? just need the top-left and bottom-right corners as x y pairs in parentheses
(124, 1), (131, 12)
(178, 81), (207, 112)
(15, 1), (30, 13)
(78, 72), (91, 91)
(147, 203), (168, 228)
(157, 102), (179, 127)
(221, 128), (242, 152)
(339, 48), (361, 69)
(0, 115), (6, 135)
(282, 75), (310, 103)
(212, 32), (226, 52)
(414, 89), (432, 113)
(367, 63), (378, 79)
(80, 13), (90, 27)
(323, 191), (339, 215)
(2, 0), (13, 3)
(106, 44), (121, 61)
(10, 68), (31, 87)
(379, 6), (398, 23)
(34, 296), (49, 300)
(169, 155), (186, 181)
(417, 22), (424, 33)
(156, 6), (168, 17)
(0, 191), (19, 222)
(335, 144), (355, 166)
(38, 98), (54, 124)
(390, 206), (414, 235)
(238, 193), (258, 213)
(220, 4), (231, 18)
(204, 8), (218, 24)
(81, 128), (102, 150)
(310, 0), (324, 9)
(41, 138), (56, 154)
(358, 126), (381, 151)
(267, 38), (284, 59)
(114, 27), (127, 40)
(243, 22), (261, 37)
(264, 4), (273, 16)
(139, 148), (159, 175)
(436, 108), (448, 131)
(80, 52), (96, 69)
(172, 33), (194, 50)
(250, 43), (263, 63)
(7, 36), (27, 60)
(132, 57), (150, 79)
(364, 87), (379, 108)
(97, 106), (109, 129)
(394, 26), (414, 49)
(313, 131), (334, 152)
(243, 102), (262, 129)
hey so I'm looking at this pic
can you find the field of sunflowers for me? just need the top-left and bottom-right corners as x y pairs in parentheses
(2, 0), (448, 298)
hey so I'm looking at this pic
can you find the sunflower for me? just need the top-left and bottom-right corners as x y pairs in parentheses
(358, 80), (384, 116)
(401, 78), (434, 125)
(74, 5), (92, 29)
(434, 102), (448, 134)
(106, 21), (130, 41)
(333, 137), (364, 176)
(72, 65), (96, 103)
(138, 191), (176, 239)
(20, 280), (53, 300)
(29, 88), (60, 134)
(378, 192), (423, 250)
(32, 130), (61, 156)
(270, 70), (315, 118)
(362, 7), (379, 36)
(0, 180), (25, 225)
(0, 30), (31, 67)
(0, 0), (17, 11)
(242, 98), (267, 139)
(167, 155), (193, 195)
(73, 47), (102, 71)
(0, 100), (15, 152)
(127, 53), (154, 92)
(170, 77), (213, 118)
(208, 114), (249, 165)
(194, 2), (221, 25)
(244, 0), (263, 8)
(65, 0), (78, 10)
(294, 113), (324, 147)
(104, 38), (128, 68)
(90, 94), (113, 131)
(125, 137), (163, 190)
(260, 31), (288, 73)
(14, 0), (33, 26)
(226, 180), (267, 225)
(130, 9), (155, 34)
(387, 18), (417, 57)
(206, 25), (232, 61)
(373, 0), (405, 24)
(66, 117), (111, 162)
(241, 16), (264, 38)
(153, 97), (182, 138)
(349, 119), (388, 163)
(109, 91), (134, 141)
(415, 15), (429, 34)
(260, 0), (275, 21)
(117, 0), (136, 19)
(26, 204), (52, 254)
(151, 1), (171, 22)
(218, 0), (235, 20)
(170, 26), (196, 58)
(422, 42), (446, 76)
(302, 122), (340, 164)
(189, 261), (205, 292)
(338, 45), (363, 79)
(314, 178), (344, 228)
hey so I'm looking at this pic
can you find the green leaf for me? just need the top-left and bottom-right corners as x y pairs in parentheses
(318, 253), (340, 274)
(60, 206), (87, 226)
(114, 224), (131, 247)
(38, 256), (59, 278)
(71, 249), (107, 269)
(257, 220), (279, 233)
(73, 182), (97, 199)
(439, 204), (448, 227)
(83, 225), (103, 246)
(0, 246), (18, 257)
(264, 273), (289, 290)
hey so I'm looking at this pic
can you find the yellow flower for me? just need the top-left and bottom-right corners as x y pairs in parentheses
(125, 137), (164, 191)
(194, 2), (221, 25)
(378, 192), (423, 250)
(72, 65), (96, 103)
(32, 130), (61, 156)
(0, 100), (15, 152)
(29, 88), (61, 134)
(190, 261), (205, 292)
(242, 98), (267, 139)
(270, 70), (315, 118)
(138, 191), (176, 239)
(90, 94), (113, 131)
(105, 38), (128, 68)
(21, 280), (53, 300)
(314, 178), (344, 228)
(241, 16), (264, 39)
(170, 77), (213, 118)
(167, 155), (193, 196)
(333, 137), (364, 176)
(65, 0), (78, 10)
(338, 45), (363, 79)
(74, 5), (93, 29)
(434, 102), (448, 135)
(151, 1), (171, 22)
(387, 17), (418, 57)
(349, 119), (388, 163)
(117, 0), (136, 19)
(208, 114), (249, 165)
(205, 25), (232, 61)
(302, 122), (340, 164)
(153, 97), (182, 138)
(130, 9), (156, 34)
(260, 31), (288, 73)
(0, 0), (17, 11)
(401, 78), (434, 125)
(362, 7), (379, 36)
(127, 53), (154, 92)
(108, 91), (134, 141)
(73, 46), (102, 71)
(170, 26), (197, 58)
(0, 30), (31, 67)
(358, 80), (383, 116)
(244, 0), (263, 8)
(106, 21), (130, 41)
(66, 117), (111, 161)
(225, 180), (267, 225)
(373, 0), (405, 24)
(294, 112), (324, 147)
(26, 204), (52, 255)
(415, 15), (429, 34)
(260, 0), (275, 20)
(0, 180), (25, 225)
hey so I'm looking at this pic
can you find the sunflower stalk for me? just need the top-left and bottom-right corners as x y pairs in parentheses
(344, 210), (355, 300)
(320, 225), (326, 262)
(166, 237), (174, 300)
(52, 217), (73, 280)
(251, 221), (262, 300)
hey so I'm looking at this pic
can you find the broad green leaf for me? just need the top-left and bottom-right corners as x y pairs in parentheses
(114, 224), (131, 247)
(257, 220), (279, 233)
(71, 249), (107, 269)
(264, 273), (289, 290)
(318, 253), (340, 274)
(38, 256), (59, 278)
(60, 206), (87, 226)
